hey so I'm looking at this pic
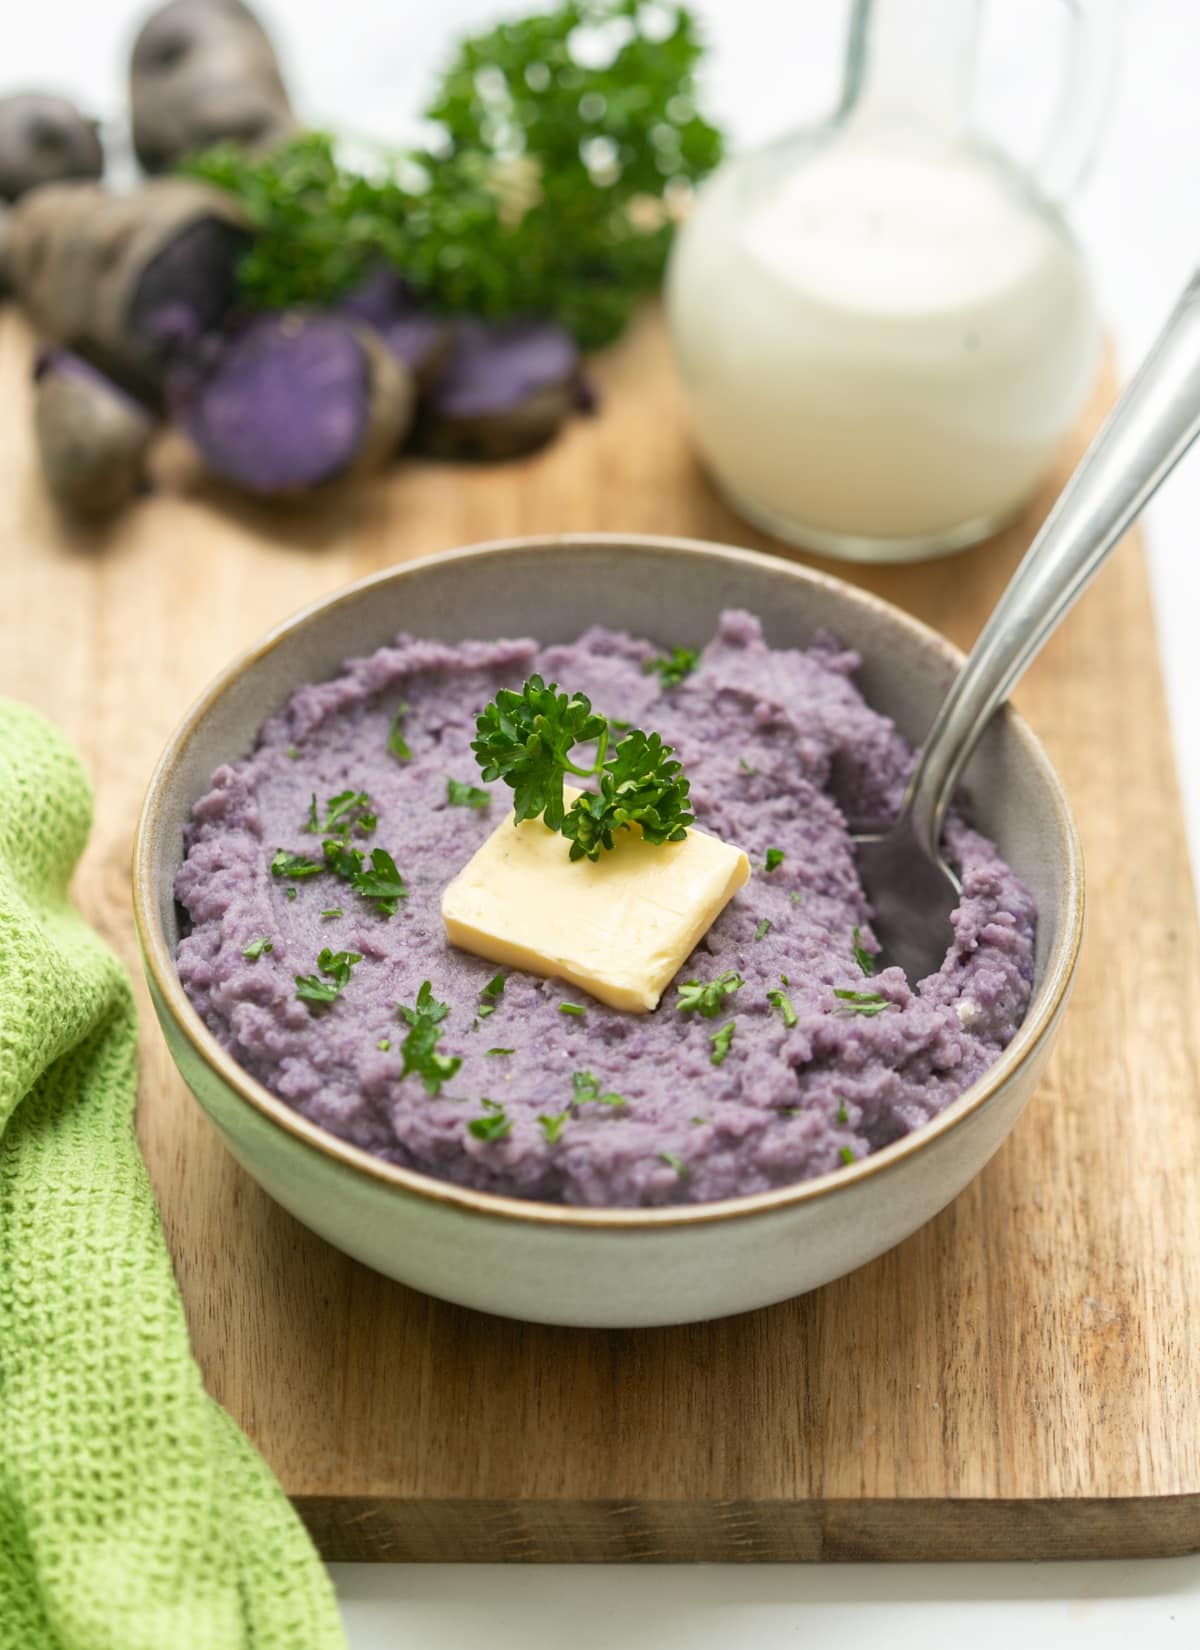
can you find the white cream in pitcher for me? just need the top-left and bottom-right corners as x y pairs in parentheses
(667, 111), (1100, 559)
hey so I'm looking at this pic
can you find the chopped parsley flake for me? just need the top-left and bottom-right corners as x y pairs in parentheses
(478, 974), (505, 1017)
(643, 645), (699, 688)
(485, 1047), (515, 1057)
(839, 1145), (855, 1166)
(737, 756), (756, 775)
(242, 937), (273, 960)
(377, 1038), (391, 1051)
(676, 970), (743, 1018)
(468, 1098), (511, 1142)
(767, 985), (798, 1028)
(295, 947), (363, 1008)
(387, 702), (412, 761)
(754, 918), (772, 942)
(397, 980), (462, 1095)
(764, 847), (784, 873)
(691, 1116), (707, 1126)
(836, 1099), (849, 1124)
(286, 745), (299, 760)
(559, 1002), (586, 1017)
(285, 887), (298, 901)
(709, 1021), (735, 1066)
(833, 989), (893, 1017)
(271, 849), (323, 879)
(658, 1150), (687, 1177)
(447, 778), (491, 809)
(348, 847), (408, 916)
(321, 907), (343, 919)
(572, 1070), (628, 1109)
(789, 891), (804, 905)
(852, 925), (877, 976)
(538, 1111), (569, 1144)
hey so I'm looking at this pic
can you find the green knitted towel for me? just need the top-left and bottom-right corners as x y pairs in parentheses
(0, 701), (345, 1650)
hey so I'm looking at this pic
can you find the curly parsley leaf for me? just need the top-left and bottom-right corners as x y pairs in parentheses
(473, 675), (693, 861)
(561, 729), (694, 862)
(643, 645), (699, 689)
(472, 673), (607, 831)
(676, 970), (743, 1018)
(397, 980), (462, 1094)
(182, 4), (723, 349)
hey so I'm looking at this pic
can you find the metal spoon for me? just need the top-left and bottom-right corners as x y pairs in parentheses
(855, 269), (1200, 983)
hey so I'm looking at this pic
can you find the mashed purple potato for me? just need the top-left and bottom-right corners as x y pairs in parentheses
(175, 611), (1035, 1207)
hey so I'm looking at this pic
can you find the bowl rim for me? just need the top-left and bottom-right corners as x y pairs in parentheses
(132, 531), (1085, 1232)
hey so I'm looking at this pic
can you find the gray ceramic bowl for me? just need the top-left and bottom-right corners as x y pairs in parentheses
(133, 534), (1084, 1328)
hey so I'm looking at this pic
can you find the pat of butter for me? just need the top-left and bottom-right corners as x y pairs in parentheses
(441, 788), (750, 1012)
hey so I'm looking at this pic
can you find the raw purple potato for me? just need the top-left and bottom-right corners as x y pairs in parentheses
(175, 309), (413, 495)
(336, 268), (450, 388)
(0, 93), (104, 202)
(4, 178), (250, 397)
(33, 350), (158, 517)
(130, 0), (297, 174)
(416, 319), (584, 460)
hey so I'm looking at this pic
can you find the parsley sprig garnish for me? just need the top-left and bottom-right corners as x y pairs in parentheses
(397, 981), (462, 1094)
(271, 849), (323, 879)
(471, 675), (694, 862)
(676, 970), (743, 1018)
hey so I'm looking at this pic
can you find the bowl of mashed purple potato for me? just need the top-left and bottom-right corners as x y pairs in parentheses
(133, 534), (1083, 1327)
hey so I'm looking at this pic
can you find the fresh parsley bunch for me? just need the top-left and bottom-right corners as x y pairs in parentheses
(472, 674), (694, 862)
(182, 0), (723, 347)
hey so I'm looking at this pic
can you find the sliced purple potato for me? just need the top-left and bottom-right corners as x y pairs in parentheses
(415, 319), (583, 460)
(130, 0), (297, 174)
(0, 93), (104, 203)
(337, 268), (450, 388)
(33, 349), (158, 516)
(175, 310), (413, 495)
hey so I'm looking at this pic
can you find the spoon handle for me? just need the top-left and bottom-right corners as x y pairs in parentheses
(907, 268), (1200, 856)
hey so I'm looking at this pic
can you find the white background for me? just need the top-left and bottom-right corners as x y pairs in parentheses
(7, 0), (1199, 1642)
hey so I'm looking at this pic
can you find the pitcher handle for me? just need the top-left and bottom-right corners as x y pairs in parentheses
(1034, 0), (1126, 199)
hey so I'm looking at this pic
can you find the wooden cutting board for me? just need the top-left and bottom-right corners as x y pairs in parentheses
(3, 307), (1198, 1563)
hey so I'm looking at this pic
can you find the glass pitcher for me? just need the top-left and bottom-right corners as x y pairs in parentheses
(666, 0), (1123, 562)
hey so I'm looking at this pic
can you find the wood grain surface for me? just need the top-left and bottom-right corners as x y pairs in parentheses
(2, 307), (1198, 1562)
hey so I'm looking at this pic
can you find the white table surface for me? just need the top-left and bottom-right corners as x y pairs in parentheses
(10, 2), (1199, 1642)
